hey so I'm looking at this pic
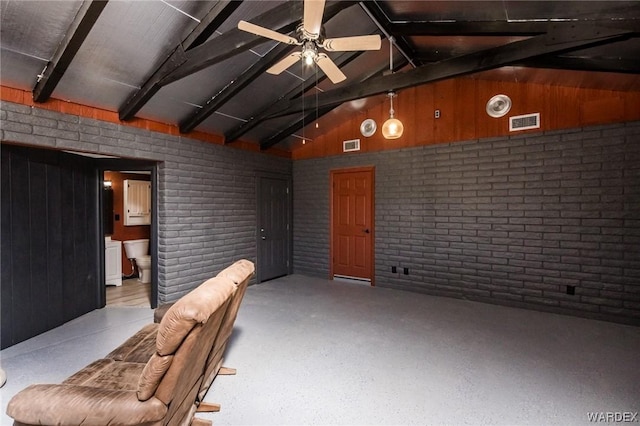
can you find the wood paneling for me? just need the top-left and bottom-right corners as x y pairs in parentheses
(292, 77), (640, 160)
(1, 145), (99, 348)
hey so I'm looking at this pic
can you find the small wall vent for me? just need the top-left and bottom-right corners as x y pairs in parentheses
(510, 113), (540, 132)
(343, 139), (361, 152)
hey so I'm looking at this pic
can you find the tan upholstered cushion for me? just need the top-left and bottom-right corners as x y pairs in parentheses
(137, 353), (174, 401)
(106, 323), (159, 362)
(7, 384), (166, 425)
(156, 276), (236, 356)
(217, 259), (255, 285)
(6, 262), (250, 426)
(63, 359), (145, 392)
(153, 303), (174, 323)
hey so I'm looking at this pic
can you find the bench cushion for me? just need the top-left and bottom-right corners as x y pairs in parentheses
(156, 276), (236, 356)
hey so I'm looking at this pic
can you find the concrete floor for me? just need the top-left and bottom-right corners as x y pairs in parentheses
(1, 274), (639, 425)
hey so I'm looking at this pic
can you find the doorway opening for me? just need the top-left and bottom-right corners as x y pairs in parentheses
(97, 158), (158, 309)
(103, 169), (153, 307)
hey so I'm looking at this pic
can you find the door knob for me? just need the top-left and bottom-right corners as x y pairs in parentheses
(363, 229), (370, 234)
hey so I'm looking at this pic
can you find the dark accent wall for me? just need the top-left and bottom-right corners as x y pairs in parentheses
(1, 145), (99, 348)
(293, 122), (640, 325)
(1, 100), (291, 307)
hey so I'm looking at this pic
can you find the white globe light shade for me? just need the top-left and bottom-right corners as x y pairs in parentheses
(382, 117), (404, 139)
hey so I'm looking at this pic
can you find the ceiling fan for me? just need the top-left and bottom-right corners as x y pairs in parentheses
(238, 0), (381, 84)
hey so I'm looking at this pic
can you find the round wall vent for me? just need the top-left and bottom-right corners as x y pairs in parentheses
(360, 118), (377, 137)
(486, 94), (512, 118)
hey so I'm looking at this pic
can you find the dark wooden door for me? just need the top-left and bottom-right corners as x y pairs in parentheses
(331, 167), (374, 282)
(1, 145), (99, 348)
(257, 175), (291, 282)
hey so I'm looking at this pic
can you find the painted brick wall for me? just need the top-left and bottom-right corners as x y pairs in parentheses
(293, 121), (640, 325)
(0, 101), (291, 302)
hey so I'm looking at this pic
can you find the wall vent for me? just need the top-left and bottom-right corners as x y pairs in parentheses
(509, 113), (540, 132)
(343, 139), (361, 152)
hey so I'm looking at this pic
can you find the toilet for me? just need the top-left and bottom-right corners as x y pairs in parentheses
(122, 239), (151, 284)
(135, 255), (151, 284)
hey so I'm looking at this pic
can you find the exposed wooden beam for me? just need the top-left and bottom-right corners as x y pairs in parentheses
(119, 1), (356, 121)
(522, 55), (640, 74)
(163, 1), (356, 85)
(223, 50), (365, 144)
(265, 24), (635, 118)
(182, 0), (243, 49)
(389, 18), (640, 37)
(259, 105), (337, 151)
(390, 21), (546, 37)
(118, 1), (244, 120)
(360, 1), (418, 65)
(380, 0), (640, 37)
(33, 0), (108, 102)
(178, 43), (293, 133)
(413, 47), (470, 64)
(259, 58), (406, 150)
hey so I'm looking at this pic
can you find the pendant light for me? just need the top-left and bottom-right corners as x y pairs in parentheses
(382, 92), (403, 139)
(382, 37), (403, 140)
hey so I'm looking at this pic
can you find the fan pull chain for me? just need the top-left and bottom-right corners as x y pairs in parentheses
(389, 36), (394, 72)
(302, 60), (306, 144)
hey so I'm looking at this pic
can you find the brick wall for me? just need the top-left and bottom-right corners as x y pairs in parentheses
(1, 101), (291, 302)
(293, 122), (640, 325)
(3, 100), (639, 323)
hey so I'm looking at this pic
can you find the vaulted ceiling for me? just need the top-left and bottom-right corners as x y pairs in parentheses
(1, 1), (639, 152)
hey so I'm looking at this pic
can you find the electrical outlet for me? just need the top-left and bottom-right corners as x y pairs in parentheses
(403, 267), (409, 275)
(391, 266), (397, 273)
(434, 109), (441, 119)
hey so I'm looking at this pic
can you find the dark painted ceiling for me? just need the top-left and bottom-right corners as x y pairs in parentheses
(1, 1), (639, 152)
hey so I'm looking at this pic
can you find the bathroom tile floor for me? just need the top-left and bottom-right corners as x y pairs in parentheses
(2, 274), (639, 425)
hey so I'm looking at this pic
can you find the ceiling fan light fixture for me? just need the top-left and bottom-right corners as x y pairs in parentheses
(237, 0), (381, 84)
(301, 41), (318, 66)
(382, 92), (403, 140)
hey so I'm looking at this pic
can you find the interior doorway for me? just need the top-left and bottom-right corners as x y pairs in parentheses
(103, 170), (153, 307)
(330, 166), (375, 285)
(256, 173), (292, 283)
(98, 159), (157, 309)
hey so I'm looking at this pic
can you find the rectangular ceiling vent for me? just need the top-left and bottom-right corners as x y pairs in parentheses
(343, 139), (361, 152)
(509, 113), (540, 132)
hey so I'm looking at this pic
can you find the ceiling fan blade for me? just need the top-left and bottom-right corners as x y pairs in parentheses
(322, 35), (382, 52)
(303, 0), (325, 39)
(238, 20), (299, 45)
(315, 53), (346, 84)
(267, 53), (302, 75)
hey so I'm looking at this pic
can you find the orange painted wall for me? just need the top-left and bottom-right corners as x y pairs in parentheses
(292, 77), (640, 160)
(3, 80), (639, 163)
(0, 85), (291, 159)
(104, 171), (151, 274)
